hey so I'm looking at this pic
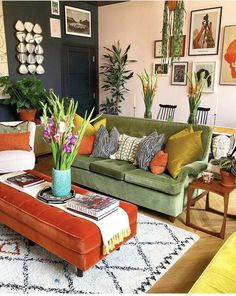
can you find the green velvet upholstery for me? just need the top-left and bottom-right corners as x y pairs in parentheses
(90, 159), (137, 181)
(72, 115), (212, 218)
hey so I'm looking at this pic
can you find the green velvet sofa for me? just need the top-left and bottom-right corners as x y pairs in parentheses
(71, 115), (212, 220)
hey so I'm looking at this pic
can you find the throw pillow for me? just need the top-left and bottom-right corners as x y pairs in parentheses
(91, 126), (120, 158)
(149, 150), (168, 175)
(135, 131), (165, 170)
(73, 114), (106, 136)
(165, 128), (203, 178)
(0, 121), (29, 133)
(110, 134), (143, 163)
(0, 132), (31, 151)
(78, 135), (95, 155)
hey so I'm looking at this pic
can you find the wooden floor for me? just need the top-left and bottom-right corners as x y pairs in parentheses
(35, 155), (236, 294)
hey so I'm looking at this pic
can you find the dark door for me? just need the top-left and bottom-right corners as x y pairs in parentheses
(62, 45), (96, 116)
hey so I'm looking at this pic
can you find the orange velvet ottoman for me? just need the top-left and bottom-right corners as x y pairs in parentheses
(0, 170), (138, 277)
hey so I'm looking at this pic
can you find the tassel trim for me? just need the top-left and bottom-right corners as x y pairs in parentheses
(103, 227), (131, 255)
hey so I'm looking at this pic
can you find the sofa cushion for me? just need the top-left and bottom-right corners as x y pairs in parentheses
(0, 132), (31, 151)
(124, 169), (183, 195)
(135, 132), (165, 170)
(73, 114), (106, 136)
(0, 121), (29, 133)
(90, 159), (137, 181)
(149, 150), (168, 175)
(72, 155), (103, 171)
(78, 136), (95, 155)
(0, 150), (35, 173)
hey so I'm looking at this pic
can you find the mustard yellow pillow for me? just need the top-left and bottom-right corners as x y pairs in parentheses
(165, 128), (203, 178)
(73, 114), (106, 136)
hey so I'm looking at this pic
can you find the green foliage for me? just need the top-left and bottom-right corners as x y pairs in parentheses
(0, 75), (47, 113)
(213, 156), (236, 176)
(161, 1), (186, 65)
(100, 41), (134, 112)
(100, 97), (121, 115)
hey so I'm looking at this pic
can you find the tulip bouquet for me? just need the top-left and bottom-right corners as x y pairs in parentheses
(41, 92), (94, 170)
(186, 71), (207, 124)
(137, 69), (158, 118)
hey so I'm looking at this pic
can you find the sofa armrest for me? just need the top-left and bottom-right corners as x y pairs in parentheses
(177, 161), (207, 181)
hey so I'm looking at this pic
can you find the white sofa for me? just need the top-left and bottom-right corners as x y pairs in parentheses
(0, 121), (36, 173)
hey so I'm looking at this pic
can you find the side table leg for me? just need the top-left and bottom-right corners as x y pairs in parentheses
(186, 187), (194, 226)
(220, 194), (229, 239)
(205, 192), (210, 210)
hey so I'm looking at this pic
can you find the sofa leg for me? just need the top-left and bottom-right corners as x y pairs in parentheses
(27, 239), (35, 246)
(169, 216), (175, 223)
(77, 268), (83, 277)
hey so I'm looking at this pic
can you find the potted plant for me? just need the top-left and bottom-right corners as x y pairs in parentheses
(100, 41), (134, 114)
(0, 75), (47, 121)
(161, 0), (185, 65)
(212, 157), (236, 187)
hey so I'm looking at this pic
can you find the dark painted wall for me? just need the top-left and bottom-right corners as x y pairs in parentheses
(1, 0), (98, 121)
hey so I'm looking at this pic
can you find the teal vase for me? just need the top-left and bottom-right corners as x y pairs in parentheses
(52, 168), (71, 197)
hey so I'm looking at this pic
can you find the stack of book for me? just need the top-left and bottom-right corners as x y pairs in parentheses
(66, 192), (120, 220)
(5, 172), (45, 191)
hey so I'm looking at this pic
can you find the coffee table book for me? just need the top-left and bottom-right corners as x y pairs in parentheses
(6, 172), (45, 190)
(66, 192), (119, 219)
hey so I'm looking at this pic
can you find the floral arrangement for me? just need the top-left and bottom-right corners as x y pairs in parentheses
(186, 71), (207, 124)
(41, 92), (95, 170)
(137, 69), (158, 118)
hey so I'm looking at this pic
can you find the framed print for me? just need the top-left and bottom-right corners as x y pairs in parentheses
(154, 40), (162, 58)
(189, 7), (222, 56)
(154, 63), (168, 75)
(51, 0), (60, 16)
(171, 62), (188, 85)
(192, 61), (216, 93)
(220, 25), (236, 85)
(50, 18), (61, 38)
(65, 6), (91, 37)
(169, 35), (186, 57)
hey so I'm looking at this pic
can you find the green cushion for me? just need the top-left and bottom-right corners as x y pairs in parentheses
(72, 155), (103, 171)
(0, 121), (29, 133)
(124, 169), (183, 195)
(90, 159), (137, 180)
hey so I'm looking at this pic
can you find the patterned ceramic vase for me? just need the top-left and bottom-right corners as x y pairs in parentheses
(52, 168), (71, 197)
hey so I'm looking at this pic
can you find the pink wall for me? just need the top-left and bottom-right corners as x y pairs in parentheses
(99, 1), (236, 128)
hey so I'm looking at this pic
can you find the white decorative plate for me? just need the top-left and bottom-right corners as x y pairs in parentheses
(19, 64), (28, 74)
(17, 42), (27, 53)
(27, 54), (36, 64)
(35, 54), (44, 64)
(34, 34), (43, 44)
(25, 33), (34, 43)
(36, 65), (45, 74)
(24, 22), (34, 33)
(28, 64), (36, 74)
(26, 43), (35, 54)
(16, 32), (26, 42)
(35, 45), (44, 55)
(15, 20), (25, 31)
(33, 23), (42, 34)
(17, 53), (27, 64)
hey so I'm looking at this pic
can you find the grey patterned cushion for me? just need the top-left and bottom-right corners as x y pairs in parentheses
(136, 132), (165, 170)
(91, 125), (120, 158)
(0, 121), (29, 133)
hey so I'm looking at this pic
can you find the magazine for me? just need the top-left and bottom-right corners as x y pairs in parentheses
(6, 173), (45, 189)
(66, 192), (119, 218)
(67, 207), (118, 221)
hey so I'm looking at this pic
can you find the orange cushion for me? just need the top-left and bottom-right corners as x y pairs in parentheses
(78, 136), (95, 155)
(0, 132), (30, 151)
(149, 150), (168, 175)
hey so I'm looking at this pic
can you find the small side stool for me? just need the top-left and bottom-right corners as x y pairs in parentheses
(186, 177), (236, 239)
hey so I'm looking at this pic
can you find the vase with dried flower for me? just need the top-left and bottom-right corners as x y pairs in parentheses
(137, 70), (158, 119)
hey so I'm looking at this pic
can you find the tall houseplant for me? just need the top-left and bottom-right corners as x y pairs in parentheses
(161, 1), (185, 65)
(100, 41), (134, 115)
(0, 75), (47, 121)
(41, 92), (96, 197)
(186, 71), (207, 124)
(137, 69), (158, 119)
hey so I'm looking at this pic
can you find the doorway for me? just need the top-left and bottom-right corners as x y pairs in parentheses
(62, 45), (97, 116)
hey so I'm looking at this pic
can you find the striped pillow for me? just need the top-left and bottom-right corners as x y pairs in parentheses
(110, 134), (143, 163)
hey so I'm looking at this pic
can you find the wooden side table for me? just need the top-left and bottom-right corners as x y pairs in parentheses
(186, 178), (236, 239)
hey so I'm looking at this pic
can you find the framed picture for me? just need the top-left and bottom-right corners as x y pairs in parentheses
(192, 61), (216, 93)
(220, 25), (236, 85)
(51, 0), (60, 16)
(169, 35), (186, 57)
(50, 18), (61, 38)
(171, 62), (188, 85)
(189, 7), (222, 56)
(154, 63), (168, 75)
(65, 6), (91, 37)
(154, 40), (162, 58)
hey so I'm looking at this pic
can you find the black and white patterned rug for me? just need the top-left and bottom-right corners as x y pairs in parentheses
(0, 213), (199, 294)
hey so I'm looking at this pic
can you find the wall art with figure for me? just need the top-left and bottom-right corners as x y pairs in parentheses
(189, 7), (222, 56)
(220, 25), (236, 85)
(192, 61), (216, 93)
